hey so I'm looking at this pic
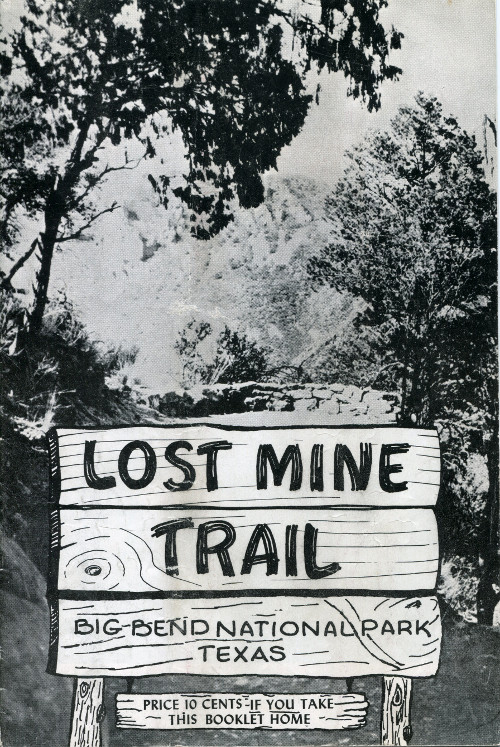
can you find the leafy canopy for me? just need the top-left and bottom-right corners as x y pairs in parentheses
(309, 93), (496, 429)
(1, 0), (402, 248)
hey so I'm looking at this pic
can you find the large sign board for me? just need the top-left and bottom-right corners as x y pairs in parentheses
(47, 424), (441, 678)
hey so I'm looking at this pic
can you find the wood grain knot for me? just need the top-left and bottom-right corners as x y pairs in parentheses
(392, 684), (403, 707)
(63, 548), (126, 590)
(84, 565), (102, 576)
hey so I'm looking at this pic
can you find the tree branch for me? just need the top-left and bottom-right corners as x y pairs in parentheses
(0, 236), (40, 290)
(260, 0), (348, 39)
(103, 152), (147, 176)
(57, 203), (120, 243)
(71, 152), (147, 209)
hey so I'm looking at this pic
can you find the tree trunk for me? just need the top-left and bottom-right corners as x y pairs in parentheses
(404, 279), (428, 426)
(399, 330), (409, 424)
(29, 190), (63, 336)
(477, 423), (500, 624)
(28, 121), (91, 336)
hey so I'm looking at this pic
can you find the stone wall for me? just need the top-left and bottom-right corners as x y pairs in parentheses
(148, 382), (399, 424)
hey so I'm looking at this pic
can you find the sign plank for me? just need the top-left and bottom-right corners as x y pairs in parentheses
(56, 507), (438, 594)
(115, 692), (369, 730)
(50, 595), (441, 677)
(50, 425), (440, 508)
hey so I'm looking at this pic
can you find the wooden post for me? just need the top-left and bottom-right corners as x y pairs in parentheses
(69, 678), (105, 747)
(381, 676), (412, 746)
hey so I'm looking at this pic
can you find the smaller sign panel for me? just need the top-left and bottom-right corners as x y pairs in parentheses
(116, 692), (369, 730)
(51, 595), (441, 677)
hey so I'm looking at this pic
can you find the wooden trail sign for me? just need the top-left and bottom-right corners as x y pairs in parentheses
(47, 423), (442, 744)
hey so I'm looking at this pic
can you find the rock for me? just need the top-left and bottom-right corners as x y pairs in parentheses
(0, 536), (75, 747)
(147, 382), (399, 423)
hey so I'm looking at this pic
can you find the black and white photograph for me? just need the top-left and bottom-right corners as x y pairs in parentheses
(0, 1), (498, 745)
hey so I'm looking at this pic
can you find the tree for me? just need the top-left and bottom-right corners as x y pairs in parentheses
(0, 0), (402, 334)
(308, 93), (498, 621)
(175, 320), (270, 387)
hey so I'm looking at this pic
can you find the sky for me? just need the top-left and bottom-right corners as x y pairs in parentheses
(7, 0), (498, 391)
(277, 0), (496, 184)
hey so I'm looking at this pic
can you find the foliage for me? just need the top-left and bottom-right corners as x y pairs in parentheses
(309, 92), (496, 430)
(0, 0), (402, 332)
(0, 287), (160, 585)
(175, 320), (271, 387)
(0, 289), (140, 437)
(308, 94), (498, 612)
(439, 556), (481, 623)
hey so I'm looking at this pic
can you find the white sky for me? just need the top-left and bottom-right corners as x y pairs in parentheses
(278, 0), (496, 184)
